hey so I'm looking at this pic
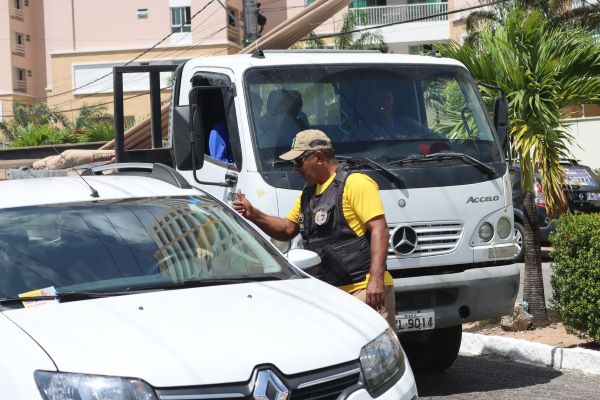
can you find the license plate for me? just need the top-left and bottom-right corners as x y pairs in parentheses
(587, 192), (600, 201)
(395, 309), (435, 332)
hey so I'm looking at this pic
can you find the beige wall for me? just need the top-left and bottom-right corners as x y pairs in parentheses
(47, 44), (239, 122)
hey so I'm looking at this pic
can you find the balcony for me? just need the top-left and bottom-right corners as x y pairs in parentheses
(10, 8), (24, 21)
(349, 2), (448, 27)
(228, 25), (242, 44)
(348, 2), (450, 46)
(11, 44), (25, 57)
(14, 81), (27, 93)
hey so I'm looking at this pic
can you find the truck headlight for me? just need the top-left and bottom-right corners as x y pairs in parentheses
(496, 217), (511, 239)
(35, 371), (157, 400)
(478, 222), (494, 242)
(359, 329), (406, 393)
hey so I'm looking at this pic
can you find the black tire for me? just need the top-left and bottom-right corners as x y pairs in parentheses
(399, 325), (462, 372)
(513, 221), (525, 262)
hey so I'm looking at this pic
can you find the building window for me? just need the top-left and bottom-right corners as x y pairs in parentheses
(14, 0), (22, 10)
(137, 8), (148, 19)
(17, 68), (26, 81)
(171, 6), (191, 33)
(15, 32), (23, 45)
(227, 8), (237, 27)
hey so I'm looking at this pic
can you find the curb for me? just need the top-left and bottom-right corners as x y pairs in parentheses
(460, 332), (600, 375)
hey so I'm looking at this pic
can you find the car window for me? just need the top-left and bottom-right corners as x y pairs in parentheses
(0, 197), (298, 299)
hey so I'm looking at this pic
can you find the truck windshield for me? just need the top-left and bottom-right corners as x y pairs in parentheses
(0, 197), (298, 302)
(245, 65), (502, 175)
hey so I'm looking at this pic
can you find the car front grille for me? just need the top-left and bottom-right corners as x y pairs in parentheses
(155, 362), (361, 400)
(388, 222), (463, 258)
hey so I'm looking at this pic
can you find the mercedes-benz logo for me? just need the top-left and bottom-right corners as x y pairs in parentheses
(391, 225), (418, 255)
(253, 370), (289, 400)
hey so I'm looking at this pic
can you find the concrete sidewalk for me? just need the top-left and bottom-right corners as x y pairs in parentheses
(460, 332), (600, 375)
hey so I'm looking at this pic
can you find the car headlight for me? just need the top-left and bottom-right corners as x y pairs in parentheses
(35, 371), (157, 400)
(497, 217), (511, 239)
(270, 237), (291, 253)
(478, 222), (494, 242)
(359, 329), (406, 393)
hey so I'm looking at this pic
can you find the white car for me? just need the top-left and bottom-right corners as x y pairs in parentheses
(0, 163), (417, 400)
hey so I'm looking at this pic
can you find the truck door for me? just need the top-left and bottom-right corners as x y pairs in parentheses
(185, 71), (242, 203)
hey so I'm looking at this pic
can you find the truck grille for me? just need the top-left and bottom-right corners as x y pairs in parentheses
(388, 222), (463, 257)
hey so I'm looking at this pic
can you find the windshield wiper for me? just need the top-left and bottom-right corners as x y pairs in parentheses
(389, 152), (497, 179)
(337, 156), (405, 189)
(126, 275), (284, 292)
(0, 291), (119, 305)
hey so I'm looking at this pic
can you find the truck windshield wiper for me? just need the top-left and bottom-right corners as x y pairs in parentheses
(126, 275), (284, 292)
(337, 156), (405, 189)
(0, 291), (120, 306)
(388, 152), (497, 179)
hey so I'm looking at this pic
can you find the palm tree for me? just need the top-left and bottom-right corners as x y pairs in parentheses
(441, 7), (600, 326)
(304, 10), (388, 52)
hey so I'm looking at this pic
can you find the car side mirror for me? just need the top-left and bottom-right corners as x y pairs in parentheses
(493, 96), (510, 157)
(287, 249), (320, 271)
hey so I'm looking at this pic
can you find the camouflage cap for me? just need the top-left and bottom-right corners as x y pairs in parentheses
(279, 129), (333, 161)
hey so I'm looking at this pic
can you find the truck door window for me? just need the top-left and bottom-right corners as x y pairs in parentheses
(191, 73), (241, 169)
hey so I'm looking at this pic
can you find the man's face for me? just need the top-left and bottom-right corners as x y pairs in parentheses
(293, 151), (320, 184)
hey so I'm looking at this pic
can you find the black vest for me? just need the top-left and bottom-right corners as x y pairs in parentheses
(299, 164), (372, 286)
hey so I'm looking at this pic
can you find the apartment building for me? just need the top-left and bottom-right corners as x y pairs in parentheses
(0, 0), (255, 122)
(0, 0), (47, 120)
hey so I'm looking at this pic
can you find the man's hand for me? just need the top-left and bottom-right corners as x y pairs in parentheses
(366, 273), (385, 309)
(232, 189), (256, 220)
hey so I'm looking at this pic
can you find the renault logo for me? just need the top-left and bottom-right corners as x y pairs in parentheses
(391, 226), (418, 255)
(253, 370), (289, 400)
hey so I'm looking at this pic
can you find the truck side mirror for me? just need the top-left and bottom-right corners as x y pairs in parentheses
(172, 105), (203, 171)
(493, 97), (510, 156)
(189, 98), (205, 171)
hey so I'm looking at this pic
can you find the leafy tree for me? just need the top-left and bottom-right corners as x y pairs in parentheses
(74, 105), (114, 130)
(441, 7), (600, 326)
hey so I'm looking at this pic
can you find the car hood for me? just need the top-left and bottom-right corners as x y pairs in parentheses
(5, 279), (385, 387)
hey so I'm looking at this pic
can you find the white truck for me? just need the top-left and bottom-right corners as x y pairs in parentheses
(113, 50), (520, 371)
(0, 163), (417, 399)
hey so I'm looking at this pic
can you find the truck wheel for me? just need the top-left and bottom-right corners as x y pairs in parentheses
(513, 222), (525, 262)
(399, 325), (462, 372)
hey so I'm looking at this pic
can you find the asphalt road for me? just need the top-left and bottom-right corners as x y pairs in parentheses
(415, 355), (600, 400)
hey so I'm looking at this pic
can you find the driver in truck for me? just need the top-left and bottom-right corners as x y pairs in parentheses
(233, 129), (396, 328)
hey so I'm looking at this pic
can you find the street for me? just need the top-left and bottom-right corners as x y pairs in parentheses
(416, 355), (600, 399)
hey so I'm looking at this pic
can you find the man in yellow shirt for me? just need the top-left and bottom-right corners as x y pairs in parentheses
(233, 129), (395, 327)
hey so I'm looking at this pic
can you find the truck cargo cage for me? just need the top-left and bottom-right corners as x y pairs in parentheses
(113, 65), (178, 165)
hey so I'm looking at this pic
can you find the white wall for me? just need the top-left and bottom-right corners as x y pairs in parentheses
(565, 117), (600, 169)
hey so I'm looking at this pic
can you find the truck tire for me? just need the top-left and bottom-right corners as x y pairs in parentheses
(399, 325), (462, 372)
(513, 221), (525, 262)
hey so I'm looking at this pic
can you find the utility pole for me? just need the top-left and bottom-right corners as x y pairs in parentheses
(243, 0), (259, 46)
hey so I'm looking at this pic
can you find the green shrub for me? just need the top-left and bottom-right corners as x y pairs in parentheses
(75, 124), (114, 143)
(550, 213), (600, 343)
(10, 124), (77, 147)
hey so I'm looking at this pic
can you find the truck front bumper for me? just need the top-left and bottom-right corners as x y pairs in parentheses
(392, 264), (520, 329)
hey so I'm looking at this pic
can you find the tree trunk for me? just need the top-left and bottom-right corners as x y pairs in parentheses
(522, 190), (550, 327)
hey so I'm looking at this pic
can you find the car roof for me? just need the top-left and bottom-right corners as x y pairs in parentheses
(0, 174), (201, 209)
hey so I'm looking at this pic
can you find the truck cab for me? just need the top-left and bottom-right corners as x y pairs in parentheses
(116, 50), (520, 371)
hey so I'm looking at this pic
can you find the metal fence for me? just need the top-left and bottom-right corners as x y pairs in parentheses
(349, 2), (449, 27)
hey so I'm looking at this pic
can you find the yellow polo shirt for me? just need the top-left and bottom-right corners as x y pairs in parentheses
(286, 172), (393, 293)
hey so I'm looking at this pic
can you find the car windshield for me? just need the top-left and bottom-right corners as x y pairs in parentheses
(0, 196), (298, 300)
(245, 64), (503, 172)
